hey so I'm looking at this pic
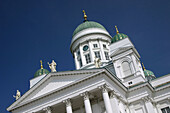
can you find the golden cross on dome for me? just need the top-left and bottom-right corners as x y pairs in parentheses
(115, 25), (119, 34)
(83, 10), (87, 21)
(40, 60), (43, 69)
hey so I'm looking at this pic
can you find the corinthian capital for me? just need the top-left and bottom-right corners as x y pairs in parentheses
(98, 84), (109, 93)
(80, 91), (90, 100)
(42, 106), (51, 113)
(63, 98), (72, 107)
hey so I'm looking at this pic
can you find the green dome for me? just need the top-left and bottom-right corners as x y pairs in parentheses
(34, 68), (49, 78)
(111, 33), (128, 43)
(144, 69), (154, 77)
(73, 21), (106, 36)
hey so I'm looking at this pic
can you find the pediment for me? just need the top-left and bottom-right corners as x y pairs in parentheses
(8, 69), (101, 111)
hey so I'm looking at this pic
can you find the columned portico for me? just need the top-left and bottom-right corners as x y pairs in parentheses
(63, 99), (73, 113)
(80, 92), (93, 113)
(110, 91), (120, 113)
(99, 85), (113, 113)
(42, 106), (51, 113)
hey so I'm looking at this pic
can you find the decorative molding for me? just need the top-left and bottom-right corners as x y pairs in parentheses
(63, 98), (72, 107)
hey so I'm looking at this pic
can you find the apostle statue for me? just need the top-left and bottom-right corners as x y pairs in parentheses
(94, 57), (101, 68)
(48, 60), (57, 72)
(13, 90), (21, 100)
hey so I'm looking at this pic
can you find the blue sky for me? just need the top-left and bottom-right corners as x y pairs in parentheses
(0, 0), (170, 112)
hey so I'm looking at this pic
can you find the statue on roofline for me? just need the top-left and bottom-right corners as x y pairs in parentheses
(13, 90), (21, 100)
(94, 57), (101, 68)
(48, 60), (57, 72)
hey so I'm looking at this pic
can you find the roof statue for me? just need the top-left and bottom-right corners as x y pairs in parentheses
(13, 90), (21, 100)
(48, 60), (57, 72)
(83, 10), (87, 21)
(94, 57), (101, 68)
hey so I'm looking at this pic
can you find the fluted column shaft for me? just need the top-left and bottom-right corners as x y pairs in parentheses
(99, 85), (113, 113)
(80, 92), (93, 113)
(110, 92), (119, 113)
(63, 99), (73, 113)
(143, 97), (155, 113)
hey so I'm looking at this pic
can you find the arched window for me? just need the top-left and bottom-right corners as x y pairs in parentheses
(122, 61), (132, 76)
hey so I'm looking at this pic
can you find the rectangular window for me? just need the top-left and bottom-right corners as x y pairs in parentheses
(103, 44), (106, 48)
(78, 58), (82, 67)
(104, 52), (109, 60)
(161, 107), (170, 113)
(85, 54), (91, 64)
(93, 44), (98, 48)
(94, 51), (101, 59)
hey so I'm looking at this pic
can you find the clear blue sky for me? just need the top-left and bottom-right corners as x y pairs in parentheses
(0, 0), (170, 112)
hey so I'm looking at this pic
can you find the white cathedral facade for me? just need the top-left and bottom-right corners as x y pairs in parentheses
(7, 11), (170, 113)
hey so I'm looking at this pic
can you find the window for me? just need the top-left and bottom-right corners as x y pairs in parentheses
(104, 52), (109, 60)
(103, 44), (106, 48)
(161, 107), (170, 113)
(122, 61), (132, 76)
(94, 51), (101, 59)
(83, 45), (89, 51)
(85, 54), (91, 64)
(78, 58), (82, 67)
(93, 44), (98, 48)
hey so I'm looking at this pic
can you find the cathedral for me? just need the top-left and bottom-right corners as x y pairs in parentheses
(7, 11), (170, 113)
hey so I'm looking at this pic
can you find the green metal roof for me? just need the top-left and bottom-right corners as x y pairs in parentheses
(34, 68), (49, 78)
(111, 33), (128, 43)
(73, 21), (106, 36)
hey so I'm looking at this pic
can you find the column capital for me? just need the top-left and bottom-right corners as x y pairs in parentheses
(142, 96), (153, 103)
(80, 91), (89, 100)
(98, 84), (109, 93)
(63, 98), (72, 107)
(110, 90), (118, 98)
(42, 106), (51, 113)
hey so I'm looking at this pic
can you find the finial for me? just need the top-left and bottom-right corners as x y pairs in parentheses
(115, 25), (119, 34)
(142, 63), (146, 70)
(83, 10), (87, 21)
(40, 60), (43, 69)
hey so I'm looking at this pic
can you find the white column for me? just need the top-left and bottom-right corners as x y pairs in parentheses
(63, 99), (73, 113)
(110, 91), (120, 113)
(88, 41), (95, 63)
(99, 85), (113, 113)
(79, 44), (86, 65)
(80, 92), (93, 113)
(42, 106), (52, 113)
(119, 101), (126, 113)
(142, 96), (155, 113)
(98, 40), (105, 60)
(74, 52), (79, 69)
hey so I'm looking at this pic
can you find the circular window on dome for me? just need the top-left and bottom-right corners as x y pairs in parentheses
(83, 45), (89, 51)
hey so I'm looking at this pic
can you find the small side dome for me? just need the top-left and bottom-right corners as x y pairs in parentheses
(144, 69), (155, 77)
(34, 68), (49, 78)
(73, 21), (106, 36)
(142, 63), (156, 81)
(111, 33), (128, 43)
(111, 26), (128, 43)
(34, 60), (49, 78)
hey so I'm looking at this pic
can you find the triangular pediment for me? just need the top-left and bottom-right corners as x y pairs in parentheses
(8, 69), (101, 111)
